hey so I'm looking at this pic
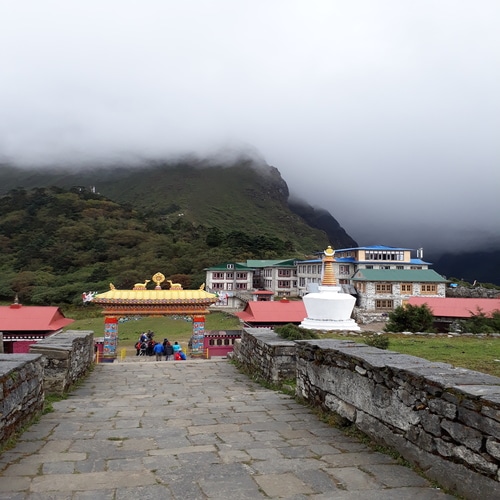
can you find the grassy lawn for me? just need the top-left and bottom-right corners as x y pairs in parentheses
(67, 311), (241, 356)
(326, 333), (500, 378)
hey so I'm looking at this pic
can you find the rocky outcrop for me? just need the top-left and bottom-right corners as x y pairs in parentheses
(447, 285), (500, 299)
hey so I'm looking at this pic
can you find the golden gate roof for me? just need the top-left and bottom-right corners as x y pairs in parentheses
(93, 288), (217, 304)
(92, 274), (217, 308)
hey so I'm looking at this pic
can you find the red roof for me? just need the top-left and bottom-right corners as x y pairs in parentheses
(0, 305), (74, 332)
(407, 297), (500, 318)
(236, 300), (307, 324)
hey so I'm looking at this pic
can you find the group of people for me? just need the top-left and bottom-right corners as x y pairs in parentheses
(135, 330), (187, 360)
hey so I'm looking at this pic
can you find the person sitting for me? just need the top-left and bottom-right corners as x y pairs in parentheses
(174, 351), (182, 361)
(179, 350), (187, 360)
(172, 341), (181, 353)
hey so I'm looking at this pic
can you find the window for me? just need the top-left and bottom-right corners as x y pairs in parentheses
(278, 280), (290, 288)
(212, 283), (224, 290)
(366, 251), (404, 261)
(401, 283), (413, 294)
(225, 272), (233, 279)
(366, 265), (373, 269)
(396, 266), (404, 270)
(278, 269), (291, 277)
(339, 265), (350, 275)
(375, 283), (392, 293)
(421, 284), (437, 294)
(236, 272), (247, 280)
(299, 278), (305, 287)
(226, 264), (234, 269)
(236, 283), (247, 290)
(356, 283), (366, 293)
(375, 299), (394, 310)
(212, 272), (224, 279)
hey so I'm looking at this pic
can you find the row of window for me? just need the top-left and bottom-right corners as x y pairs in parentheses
(374, 283), (437, 294)
(355, 283), (438, 294)
(211, 283), (248, 290)
(211, 272), (248, 280)
(365, 251), (405, 261)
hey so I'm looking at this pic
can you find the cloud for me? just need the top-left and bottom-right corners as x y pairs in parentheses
(0, 1), (499, 253)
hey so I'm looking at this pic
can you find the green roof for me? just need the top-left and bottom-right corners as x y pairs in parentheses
(204, 262), (253, 271)
(245, 259), (296, 268)
(352, 269), (447, 283)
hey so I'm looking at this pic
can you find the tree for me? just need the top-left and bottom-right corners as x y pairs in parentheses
(458, 308), (500, 334)
(384, 304), (434, 333)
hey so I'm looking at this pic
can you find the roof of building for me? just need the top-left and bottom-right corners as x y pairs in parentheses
(0, 305), (74, 332)
(204, 262), (253, 271)
(352, 269), (447, 282)
(235, 300), (307, 324)
(245, 259), (297, 268)
(93, 287), (217, 304)
(407, 297), (500, 318)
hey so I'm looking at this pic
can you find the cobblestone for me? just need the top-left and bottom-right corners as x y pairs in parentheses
(0, 359), (455, 498)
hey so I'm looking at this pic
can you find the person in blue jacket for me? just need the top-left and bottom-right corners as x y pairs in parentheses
(153, 341), (164, 361)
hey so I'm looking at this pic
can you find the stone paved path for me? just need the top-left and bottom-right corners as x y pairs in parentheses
(0, 359), (456, 499)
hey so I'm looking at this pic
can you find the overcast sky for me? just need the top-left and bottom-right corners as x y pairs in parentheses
(1, 1), (499, 254)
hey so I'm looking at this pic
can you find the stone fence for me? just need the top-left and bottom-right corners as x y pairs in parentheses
(29, 330), (94, 395)
(0, 354), (44, 444)
(232, 328), (296, 384)
(233, 329), (500, 498)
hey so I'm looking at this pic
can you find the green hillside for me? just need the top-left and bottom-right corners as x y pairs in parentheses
(0, 160), (355, 250)
(0, 159), (357, 305)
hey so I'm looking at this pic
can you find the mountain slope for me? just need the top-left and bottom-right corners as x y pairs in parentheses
(0, 159), (356, 252)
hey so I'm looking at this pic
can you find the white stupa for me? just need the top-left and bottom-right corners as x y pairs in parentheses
(300, 246), (360, 331)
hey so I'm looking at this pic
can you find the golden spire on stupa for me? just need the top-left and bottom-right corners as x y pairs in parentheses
(321, 246), (337, 286)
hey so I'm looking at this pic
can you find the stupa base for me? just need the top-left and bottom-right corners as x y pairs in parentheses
(300, 317), (360, 332)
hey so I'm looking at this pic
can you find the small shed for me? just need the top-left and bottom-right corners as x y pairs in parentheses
(407, 297), (500, 332)
(236, 298), (307, 328)
(0, 301), (74, 354)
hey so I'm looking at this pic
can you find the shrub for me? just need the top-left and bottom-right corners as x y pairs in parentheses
(384, 304), (434, 333)
(458, 308), (500, 334)
(364, 334), (390, 350)
(274, 323), (319, 340)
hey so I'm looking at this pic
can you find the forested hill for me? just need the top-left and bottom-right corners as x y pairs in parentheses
(0, 159), (356, 250)
(0, 159), (357, 304)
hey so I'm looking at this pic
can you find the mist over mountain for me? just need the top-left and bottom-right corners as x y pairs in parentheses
(1, 158), (498, 286)
(0, 158), (354, 253)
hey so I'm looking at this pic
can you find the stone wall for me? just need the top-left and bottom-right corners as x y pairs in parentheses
(295, 339), (500, 499)
(232, 328), (296, 384)
(0, 354), (44, 443)
(29, 330), (94, 395)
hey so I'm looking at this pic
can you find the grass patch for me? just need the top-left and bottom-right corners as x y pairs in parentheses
(67, 311), (241, 355)
(42, 393), (67, 415)
(322, 332), (500, 377)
